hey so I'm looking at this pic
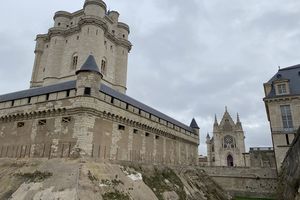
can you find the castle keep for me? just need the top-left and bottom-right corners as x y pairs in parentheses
(0, 0), (199, 165)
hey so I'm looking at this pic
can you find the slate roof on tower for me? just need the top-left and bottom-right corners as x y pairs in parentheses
(76, 55), (101, 75)
(190, 118), (200, 129)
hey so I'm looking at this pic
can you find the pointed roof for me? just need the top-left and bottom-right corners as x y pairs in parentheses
(76, 55), (101, 75)
(214, 114), (218, 125)
(237, 113), (241, 123)
(206, 133), (210, 138)
(219, 107), (236, 131)
(190, 118), (200, 129)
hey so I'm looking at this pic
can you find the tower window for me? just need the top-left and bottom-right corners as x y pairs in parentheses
(145, 132), (150, 137)
(133, 129), (138, 134)
(155, 135), (159, 139)
(118, 125), (125, 130)
(123, 34), (125, 38)
(66, 90), (70, 97)
(84, 87), (91, 96)
(72, 54), (78, 69)
(101, 59), (107, 75)
(77, 36), (79, 40)
(17, 122), (25, 128)
(62, 117), (71, 123)
(38, 120), (47, 126)
(112, 30), (115, 35)
(58, 22), (61, 26)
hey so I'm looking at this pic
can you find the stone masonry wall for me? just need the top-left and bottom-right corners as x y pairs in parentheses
(0, 92), (199, 165)
(201, 166), (277, 198)
(278, 128), (300, 200)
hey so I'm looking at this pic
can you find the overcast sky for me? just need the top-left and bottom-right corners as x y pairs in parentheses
(1, 0), (299, 155)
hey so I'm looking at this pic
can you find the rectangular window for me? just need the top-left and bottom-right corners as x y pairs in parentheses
(66, 90), (70, 97)
(145, 132), (150, 137)
(17, 122), (25, 128)
(38, 119), (47, 126)
(62, 117), (71, 123)
(84, 87), (91, 96)
(155, 135), (159, 139)
(118, 125), (125, 130)
(280, 105), (294, 131)
(133, 129), (138, 134)
(277, 84), (287, 95)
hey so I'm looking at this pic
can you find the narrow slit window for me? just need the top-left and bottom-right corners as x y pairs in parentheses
(84, 87), (91, 96)
(72, 54), (78, 69)
(145, 132), (150, 137)
(101, 59), (107, 75)
(66, 90), (70, 97)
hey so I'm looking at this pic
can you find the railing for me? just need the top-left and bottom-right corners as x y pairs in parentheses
(271, 127), (299, 133)
(249, 147), (274, 151)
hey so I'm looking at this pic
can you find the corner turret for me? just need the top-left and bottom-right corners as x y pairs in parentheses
(206, 133), (211, 143)
(190, 118), (200, 135)
(76, 55), (103, 97)
(84, 0), (107, 17)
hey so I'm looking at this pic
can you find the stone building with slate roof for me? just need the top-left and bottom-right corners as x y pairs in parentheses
(264, 64), (300, 171)
(0, 0), (199, 165)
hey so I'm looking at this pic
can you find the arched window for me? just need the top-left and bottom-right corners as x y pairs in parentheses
(227, 155), (234, 167)
(223, 135), (235, 149)
(71, 53), (78, 69)
(101, 58), (107, 75)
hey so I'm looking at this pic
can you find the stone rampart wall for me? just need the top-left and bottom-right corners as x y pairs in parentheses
(200, 166), (277, 198)
(0, 91), (199, 165)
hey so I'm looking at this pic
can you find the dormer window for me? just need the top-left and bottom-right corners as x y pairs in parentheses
(277, 84), (287, 95)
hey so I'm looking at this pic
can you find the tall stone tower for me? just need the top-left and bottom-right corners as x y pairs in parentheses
(30, 0), (132, 94)
(206, 108), (246, 167)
